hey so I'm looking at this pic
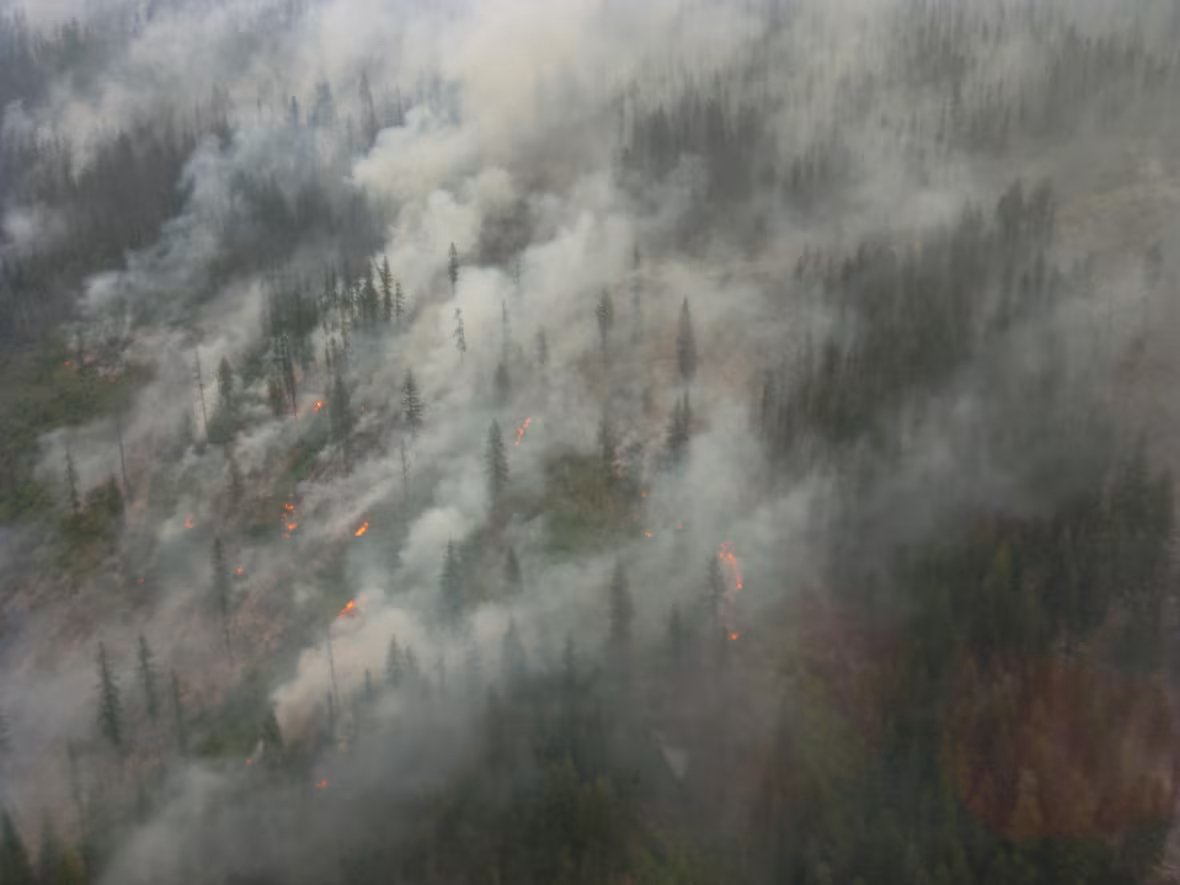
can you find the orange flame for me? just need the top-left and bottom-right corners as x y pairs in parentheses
(313, 399), (325, 414)
(337, 599), (358, 619)
(283, 502), (296, 513)
(728, 631), (742, 642)
(515, 417), (532, 446)
(718, 542), (745, 639)
(354, 521), (370, 538)
(233, 566), (245, 577)
(286, 521), (299, 533)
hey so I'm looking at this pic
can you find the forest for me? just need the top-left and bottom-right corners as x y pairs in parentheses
(1, 0), (1180, 883)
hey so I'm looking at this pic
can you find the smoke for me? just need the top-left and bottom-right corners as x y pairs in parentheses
(0, 0), (1178, 878)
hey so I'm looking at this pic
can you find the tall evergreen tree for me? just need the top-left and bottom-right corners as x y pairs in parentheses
(666, 391), (693, 464)
(0, 707), (10, 756)
(329, 369), (353, 469)
(448, 242), (460, 297)
(453, 308), (467, 360)
(393, 279), (406, 327)
(501, 620), (528, 685)
(386, 635), (404, 686)
(485, 420), (510, 502)
(402, 369), (424, 437)
(216, 356), (234, 410)
(596, 289), (615, 357)
(494, 361), (511, 406)
(598, 412), (618, 481)
(64, 445), (79, 515)
(136, 635), (159, 721)
(170, 670), (188, 756)
(439, 541), (465, 628)
(536, 328), (549, 369)
(379, 256), (394, 323)
(95, 642), (123, 750)
(608, 561), (634, 650)
(504, 546), (523, 596)
(677, 297), (698, 383)
(0, 811), (33, 885)
(211, 538), (232, 651)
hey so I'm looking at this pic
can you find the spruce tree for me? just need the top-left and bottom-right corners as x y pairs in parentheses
(439, 541), (464, 627)
(536, 328), (549, 369)
(666, 392), (693, 464)
(598, 412), (617, 481)
(217, 356), (235, 410)
(485, 420), (510, 502)
(137, 635), (159, 721)
(494, 361), (511, 406)
(393, 280), (406, 327)
(0, 812), (33, 885)
(211, 538), (232, 651)
(501, 620), (528, 685)
(64, 446), (79, 515)
(595, 289), (614, 356)
(170, 670), (188, 756)
(402, 369), (424, 437)
(95, 642), (123, 750)
(608, 561), (634, 649)
(329, 369), (353, 469)
(676, 297), (697, 383)
(379, 256), (394, 323)
(386, 635), (404, 686)
(453, 308), (467, 360)
(448, 243), (460, 297)
(504, 546), (523, 596)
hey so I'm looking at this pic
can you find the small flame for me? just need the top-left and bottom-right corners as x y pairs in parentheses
(315, 778), (329, 790)
(643, 530), (655, 539)
(283, 502), (296, 513)
(313, 399), (325, 414)
(233, 566), (245, 577)
(337, 599), (358, 619)
(728, 631), (741, 642)
(354, 521), (370, 538)
(286, 521), (299, 533)
(184, 515), (194, 529)
(515, 417), (532, 446)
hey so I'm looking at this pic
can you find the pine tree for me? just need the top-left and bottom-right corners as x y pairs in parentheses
(386, 635), (404, 686)
(0, 811), (33, 885)
(677, 297), (697, 383)
(137, 635), (159, 721)
(217, 356), (235, 410)
(668, 604), (687, 664)
(536, 328), (549, 369)
(393, 279), (406, 327)
(666, 391), (693, 464)
(608, 561), (634, 649)
(64, 446), (79, 515)
(504, 546), (523, 596)
(596, 289), (614, 357)
(453, 308), (467, 360)
(439, 541), (464, 627)
(402, 369), (424, 437)
(494, 361), (511, 406)
(329, 369), (353, 469)
(598, 412), (617, 481)
(485, 420), (510, 502)
(211, 538), (232, 651)
(379, 256), (394, 323)
(631, 244), (643, 345)
(360, 262), (380, 327)
(95, 642), (123, 750)
(501, 620), (528, 685)
(170, 670), (188, 756)
(0, 707), (10, 755)
(448, 242), (460, 297)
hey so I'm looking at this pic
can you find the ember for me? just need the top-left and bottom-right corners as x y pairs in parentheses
(313, 399), (325, 414)
(514, 416), (532, 445)
(354, 521), (370, 538)
(337, 599), (358, 619)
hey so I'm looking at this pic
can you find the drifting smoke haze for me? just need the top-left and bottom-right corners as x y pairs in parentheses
(1, 0), (1180, 882)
